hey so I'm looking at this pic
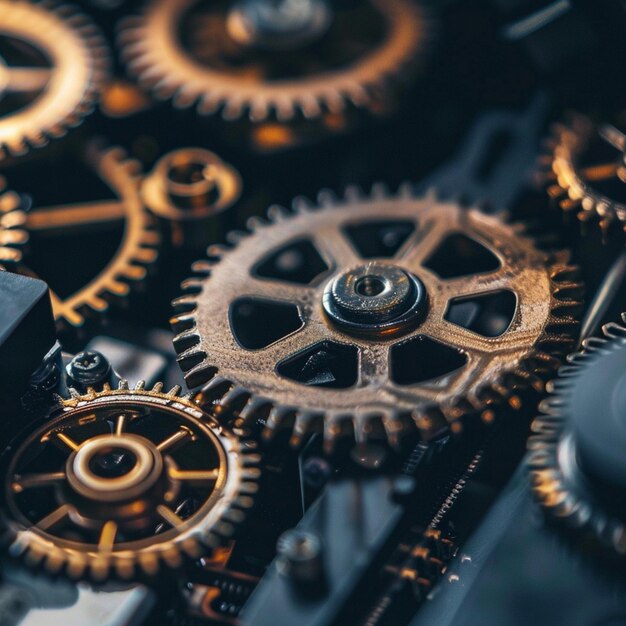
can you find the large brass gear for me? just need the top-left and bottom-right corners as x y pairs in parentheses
(0, 144), (161, 333)
(527, 316), (626, 555)
(1, 381), (260, 581)
(541, 113), (626, 238)
(171, 187), (583, 449)
(0, 1), (109, 159)
(118, 0), (429, 122)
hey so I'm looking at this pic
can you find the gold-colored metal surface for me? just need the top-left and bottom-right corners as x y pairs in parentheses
(0, 1), (108, 158)
(542, 113), (626, 237)
(0, 145), (161, 332)
(172, 188), (582, 448)
(3, 381), (260, 581)
(118, 0), (428, 122)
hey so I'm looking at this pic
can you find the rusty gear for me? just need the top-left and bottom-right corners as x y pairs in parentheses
(541, 113), (626, 238)
(2, 380), (260, 581)
(0, 144), (161, 333)
(0, 1), (109, 158)
(118, 0), (429, 122)
(528, 315), (626, 555)
(171, 187), (582, 449)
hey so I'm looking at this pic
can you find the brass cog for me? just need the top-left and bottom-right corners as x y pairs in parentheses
(0, 144), (161, 333)
(0, 0), (109, 158)
(171, 187), (583, 449)
(527, 316), (626, 555)
(118, 0), (429, 122)
(2, 380), (260, 581)
(541, 112), (626, 238)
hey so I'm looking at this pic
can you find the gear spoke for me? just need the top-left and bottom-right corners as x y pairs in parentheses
(156, 427), (192, 452)
(98, 520), (118, 551)
(24, 200), (126, 235)
(397, 216), (452, 270)
(579, 162), (620, 182)
(115, 414), (127, 436)
(246, 276), (316, 305)
(313, 225), (362, 268)
(156, 504), (184, 528)
(11, 472), (66, 493)
(36, 505), (71, 531)
(437, 270), (512, 301)
(55, 432), (80, 452)
(599, 123), (626, 152)
(5, 66), (51, 93)
(169, 468), (219, 483)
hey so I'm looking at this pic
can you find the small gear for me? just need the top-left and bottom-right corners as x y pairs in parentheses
(527, 315), (626, 556)
(1, 380), (260, 581)
(0, 143), (161, 333)
(171, 187), (582, 449)
(0, 1), (109, 159)
(118, 0), (429, 122)
(541, 112), (626, 238)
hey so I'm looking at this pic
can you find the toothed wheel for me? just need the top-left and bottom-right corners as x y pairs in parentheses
(528, 315), (626, 556)
(0, 143), (161, 333)
(0, 1), (109, 159)
(1, 381), (260, 581)
(172, 187), (582, 449)
(118, 0), (429, 122)
(541, 112), (626, 239)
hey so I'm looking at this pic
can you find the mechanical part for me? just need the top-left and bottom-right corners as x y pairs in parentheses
(0, 1), (108, 159)
(118, 0), (429, 122)
(541, 113), (626, 238)
(172, 187), (582, 448)
(527, 315), (626, 555)
(276, 529), (324, 585)
(242, 476), (410, 626)
(0, 144), (161, 333)
(66, 350), (114, 392)
(141, 148), (242, 249)
(0, 271), (55, 403)
(2, 381), (260, 580)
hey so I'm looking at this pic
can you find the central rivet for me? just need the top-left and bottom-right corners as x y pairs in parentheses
(322, 262), (427, 338)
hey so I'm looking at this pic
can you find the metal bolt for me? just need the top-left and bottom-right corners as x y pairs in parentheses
(66, 350), (111, 390)
(277, 529), (324, 584)
(302, 457), (332, 489)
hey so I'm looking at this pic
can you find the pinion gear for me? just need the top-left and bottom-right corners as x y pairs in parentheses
(0, 144), (161, 333)
(118, 0), (429, 122)
(1, 380), (260, 581)
(527, 315), (626, 555)
(0, 0), (109, 158)
(172, 187), (582, 449)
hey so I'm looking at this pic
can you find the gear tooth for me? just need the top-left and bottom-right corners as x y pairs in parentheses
(371, 182), (390, 199)
(170, 311), (196, 334)
(398, 181), (414, 198)
(344, 185), (363, 202)
(317, 189), (338, 207)
(180, 277), (205, 295)
(263, 405), (293, 436)
(183, 362), (215, 390)
(152, 382), (164, 393)
(176, 346), (207, 373)
(292, 195), (314, 213)
(197, 375), (232, 404)
(172, 328), (201, 353)
(290, 411), (321, 447)
(206, 243), (231, 258)
(118, 379), (130, 390)
(238, 396), (272, 426)
(172, 294), (198, 313)
(267, 204), (291, 222)
(135, 380), (146, 391)
(216, 386), (251, 415)
(247, 215), (267, 231)
(226, 229), (249, 245)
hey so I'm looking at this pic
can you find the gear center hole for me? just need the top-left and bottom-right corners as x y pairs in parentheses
(355, 275), (385, 297)
(89, 447), (138, 479)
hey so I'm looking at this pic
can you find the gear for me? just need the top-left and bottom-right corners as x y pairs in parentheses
(171, 187), (582, 449)
(118, 0), (429, 122)
(0, 144), (161, 333)
(541, 113), (626, 238)
(0, 1), (109, 159)
(1, 380), (260, 581)
(527, 315), (626, 556)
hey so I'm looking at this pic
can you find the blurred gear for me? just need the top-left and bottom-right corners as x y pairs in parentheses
(141, 147), (242, 249)
(118, 0), (428, 122)
(528, 315), (626, 555)
(542, 113), (626, 238)
(2, 380), (260, 581)
(171, 187), (582, 449)
(0, 144), (161, 333)
(0, 0), (109, 158)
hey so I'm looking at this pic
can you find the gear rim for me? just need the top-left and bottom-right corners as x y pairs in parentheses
(2, 380), (260, 581)
(118, 0), (429, 122)
(0, 0), (109, 158)
(172, 185), (582, 449)
(527, 315), (626, 555)
(0, 144), (161, 332)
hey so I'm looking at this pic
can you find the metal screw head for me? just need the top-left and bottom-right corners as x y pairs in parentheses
(277, 529), (324, 583)
(302, 457), (332, 489)
(66, 350), (111, 389)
